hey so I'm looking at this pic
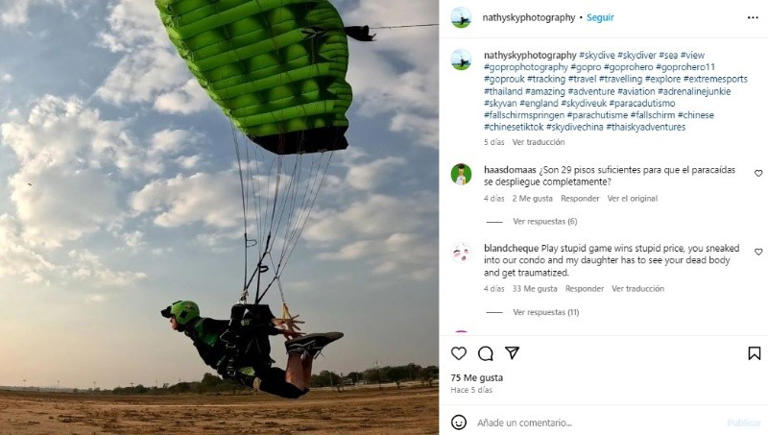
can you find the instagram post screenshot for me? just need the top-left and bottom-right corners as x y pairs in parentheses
(0, 0), (765, 434)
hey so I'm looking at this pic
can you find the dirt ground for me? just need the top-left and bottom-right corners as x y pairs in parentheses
(0, 386), (437, 434)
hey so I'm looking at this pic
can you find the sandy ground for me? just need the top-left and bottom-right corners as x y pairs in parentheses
(0, 386), (437, 434)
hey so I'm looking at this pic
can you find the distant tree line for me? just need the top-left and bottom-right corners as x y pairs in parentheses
(310, 363), (439, 390)
(110, 373), (248, 395)
(103, 363), (438, 395)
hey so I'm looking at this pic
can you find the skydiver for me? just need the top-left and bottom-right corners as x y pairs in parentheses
(161, 300), (342, 399)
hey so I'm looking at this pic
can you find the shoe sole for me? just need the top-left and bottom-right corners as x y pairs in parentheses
(286, 332), (343, 355)
(286, 332), (343, 346)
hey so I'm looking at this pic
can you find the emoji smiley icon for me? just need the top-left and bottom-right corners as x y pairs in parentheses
(451, 414), (467, 430)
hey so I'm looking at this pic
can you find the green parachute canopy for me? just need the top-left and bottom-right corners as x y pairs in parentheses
(156, 0), (353, 155)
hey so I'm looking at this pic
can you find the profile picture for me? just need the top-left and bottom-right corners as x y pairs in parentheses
(451, 50), (471, 70)
(451, 163), (472, 185)
(452, 243), (470, 263)
(451, 7), (472, 28)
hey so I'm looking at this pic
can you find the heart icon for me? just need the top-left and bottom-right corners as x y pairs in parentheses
(756, 170), (764, 177)
(755, 248), (764, 256)
(451, 346), (467, 360)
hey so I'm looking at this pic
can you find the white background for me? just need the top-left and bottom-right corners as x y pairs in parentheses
(440, 1), (768, 433)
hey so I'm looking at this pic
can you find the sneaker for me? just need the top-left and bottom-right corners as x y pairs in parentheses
(285, 332), (343, 357)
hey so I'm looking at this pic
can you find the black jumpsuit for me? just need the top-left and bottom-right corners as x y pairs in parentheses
(183, 315), (306, 399)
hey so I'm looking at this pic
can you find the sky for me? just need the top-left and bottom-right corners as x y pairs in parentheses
(0, 0), (437, 389)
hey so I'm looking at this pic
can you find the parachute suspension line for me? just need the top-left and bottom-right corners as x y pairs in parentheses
(270, 153), (302, 257)
(369, 23), (439, 30)
(281, 152), (333, 269)
(251, 134), (284, 301)
(279, 152), (313, 258)
(281, 151), (328, 266)
(258, 133), (308, 302)
(256, 149), (277, 259)
(230, 126), (271, 304)
(276, 129), (311, 268)
(235, 125), (334, 305)
(256, 134), (288, 301)
(231, 123), (250, 302)
(244, 127), (264, 251)
(268, 156), (283, 237)
(254, 233), (271, 301)
(245, 233), (271, 295)
(240, 137), (276, 301)
(256, 150), (277, 247)
(260, 266), (288, 307)
(277, 154), (311, 261)
(257, 151), (333, 304)
(276, 276), (287, 306)
(240, 128), (263, 257)
(264, 155), (307, 292)
(244, 133), (258, 250)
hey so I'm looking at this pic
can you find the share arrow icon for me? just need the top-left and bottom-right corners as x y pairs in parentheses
(505, 346), (520, 360)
